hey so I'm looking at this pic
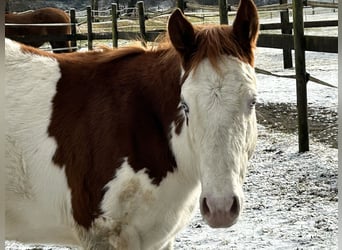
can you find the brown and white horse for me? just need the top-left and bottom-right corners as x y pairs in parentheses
(5, 0), (259, 249)
(5, 7), (72, 53)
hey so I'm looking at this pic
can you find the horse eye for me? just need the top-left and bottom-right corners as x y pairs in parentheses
(249, 98), (257, 109)
(181, 100), (189, 126)
(181, 101), (189, 115)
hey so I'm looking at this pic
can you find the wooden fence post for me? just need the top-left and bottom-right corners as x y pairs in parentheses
(137, 1), (146, 45)
(293, 0), (309, 152)
(219, 0), (228, 24)
(112, 3), (118, 48)
(280, 0), (293, 68)
(176, 0), (184, 12)
(87, 6), (93, 51)
(70, 8), (77, 51)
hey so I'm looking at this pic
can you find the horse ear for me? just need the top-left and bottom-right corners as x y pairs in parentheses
(233, 0), (259, 49)
(168, 9), (195, 57)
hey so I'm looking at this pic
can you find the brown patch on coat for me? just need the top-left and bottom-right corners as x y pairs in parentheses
(45, 46), (181, 228)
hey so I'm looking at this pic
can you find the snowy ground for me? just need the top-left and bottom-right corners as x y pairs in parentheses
(255, 48), (337, 111)
(5, 7), (338, 250)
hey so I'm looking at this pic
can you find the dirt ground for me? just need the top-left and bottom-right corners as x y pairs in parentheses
(256, 103), (338, 148)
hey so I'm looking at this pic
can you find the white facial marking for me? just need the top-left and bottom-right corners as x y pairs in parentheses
(171, 55), (257, 227)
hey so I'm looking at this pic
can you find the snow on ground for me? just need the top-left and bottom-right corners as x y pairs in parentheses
(255, 48), (338, 111)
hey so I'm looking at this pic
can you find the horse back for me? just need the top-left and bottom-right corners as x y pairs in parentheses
(5, 7), (70, 24)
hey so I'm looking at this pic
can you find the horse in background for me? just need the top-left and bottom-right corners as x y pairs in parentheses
(5, 7), (72, 53)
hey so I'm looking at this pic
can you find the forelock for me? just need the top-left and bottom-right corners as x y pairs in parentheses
(189, 25), (255, 76)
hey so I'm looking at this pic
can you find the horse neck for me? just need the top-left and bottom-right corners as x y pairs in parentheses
(138, 50), (183, 127)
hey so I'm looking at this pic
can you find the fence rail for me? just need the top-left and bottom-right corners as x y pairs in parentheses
(257, 34), (337, 53)
(5, 2), (338, 54)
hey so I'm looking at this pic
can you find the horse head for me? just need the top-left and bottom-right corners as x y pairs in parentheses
(168, 0), (259, 228)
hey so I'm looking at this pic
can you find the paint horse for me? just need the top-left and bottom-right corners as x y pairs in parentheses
(5, 7), (72, 53)
(5, 0), (259, 249)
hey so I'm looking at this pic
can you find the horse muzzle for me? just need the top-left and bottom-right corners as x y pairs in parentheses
(200, 194), (241, 228)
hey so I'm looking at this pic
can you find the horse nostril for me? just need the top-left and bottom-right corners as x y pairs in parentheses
(230, 195), (240, 216)
(202, 197), (210, 215)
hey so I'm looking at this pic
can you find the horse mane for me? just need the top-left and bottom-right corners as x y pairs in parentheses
(72, 45), (148, 64)
(18, 42), (148, 65)
(18, 21), (254, 70)
(18, 38), (174, 68)
(192, 24), (255, 68)
(86, 40), (176, 65)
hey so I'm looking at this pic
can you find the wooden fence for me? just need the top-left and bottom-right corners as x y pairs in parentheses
(80, 1), (338, 55)
(5, 1), (338, 55)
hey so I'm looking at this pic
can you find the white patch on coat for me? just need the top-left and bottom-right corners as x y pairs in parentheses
(90, 159), (200, 250)
(171, 55), (257, 221)
(5, 39), (79, 246)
